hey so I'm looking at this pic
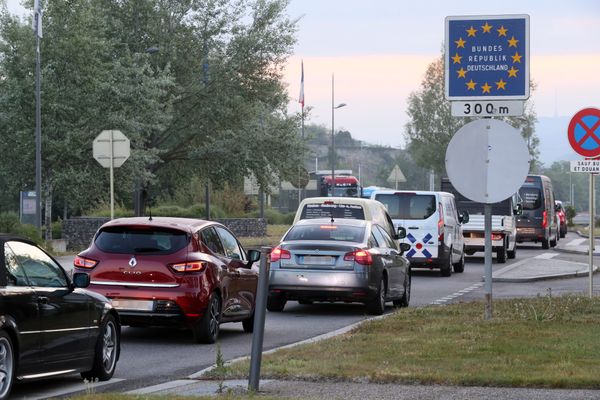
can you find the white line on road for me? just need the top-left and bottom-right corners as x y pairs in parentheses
(431, 283), (484, 305)
(566, 238), (587, 246)
(534, 253), (560, 259)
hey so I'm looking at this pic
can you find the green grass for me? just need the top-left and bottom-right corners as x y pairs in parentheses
(239, 224), (289, 249)
(211, 294), (600, 389)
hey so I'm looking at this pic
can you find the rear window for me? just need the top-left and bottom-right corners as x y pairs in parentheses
(374, 193), (436, 220)
(284, 224), (365, 243)
(300, 203), (365, 220)
(95, 226), (189, 254)
(519, 187), (542, 210)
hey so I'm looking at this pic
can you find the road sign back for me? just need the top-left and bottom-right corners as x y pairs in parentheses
(568, 108), (600, 158)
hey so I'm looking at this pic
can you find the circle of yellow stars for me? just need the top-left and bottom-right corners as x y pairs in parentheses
(451, 21), (522, 94)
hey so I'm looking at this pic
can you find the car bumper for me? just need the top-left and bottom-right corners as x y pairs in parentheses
(516, 227), (545, 242)
(268, 269), (376, 302)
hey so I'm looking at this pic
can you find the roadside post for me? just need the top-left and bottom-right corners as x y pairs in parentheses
(445, 15), (530, 319)
(568, 107), (600, 298)
(248, 247), (271, 392)
(93, 130), (130, 219)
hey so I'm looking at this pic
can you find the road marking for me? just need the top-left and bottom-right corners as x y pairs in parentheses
(566, 238), (587, 246)
(534, 253), (559, 259)
(431, 283), (483, 305)
(19, 378), (125, 400)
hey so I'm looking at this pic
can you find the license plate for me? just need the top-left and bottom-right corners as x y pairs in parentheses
(111, 299), (154, 311)
(302, 256), (335, 265)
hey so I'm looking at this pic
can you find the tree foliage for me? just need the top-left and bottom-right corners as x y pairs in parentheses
(0, 0), (304, 218)
(404, 55), (539, 178)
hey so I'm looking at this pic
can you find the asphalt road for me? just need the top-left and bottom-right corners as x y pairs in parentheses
(11, 233), (597, 399)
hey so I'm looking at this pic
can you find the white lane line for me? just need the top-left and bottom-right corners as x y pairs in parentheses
(534, 253), (560, 259)
(566, 238), (587, 246)
(431, 283), (483, 305)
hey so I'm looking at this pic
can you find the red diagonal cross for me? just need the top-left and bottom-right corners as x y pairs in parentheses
(576, 118), (600, 146)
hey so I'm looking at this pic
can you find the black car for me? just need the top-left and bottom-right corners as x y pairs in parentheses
(0, 235), (120, 399)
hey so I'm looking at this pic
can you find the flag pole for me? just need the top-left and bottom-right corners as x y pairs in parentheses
(299, 60), (305, 139)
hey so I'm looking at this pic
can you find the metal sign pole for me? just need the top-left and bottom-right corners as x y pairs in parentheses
(589, 174), (596, 298)
(248, 247), (271, 392)
(109, 131), (115, 220)
(484, 203), (493, 319)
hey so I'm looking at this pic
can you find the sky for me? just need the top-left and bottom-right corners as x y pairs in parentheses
(5, 0), (600, 149)
(283, 0), (600, 148)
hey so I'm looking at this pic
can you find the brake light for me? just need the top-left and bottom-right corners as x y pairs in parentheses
(542, 210), (547, 228)
(438, 202), (444, 242)
(170, 261), (206, 273)
(491, 233), (504, 241)
(344, 250), (373, 265)
(73, 255), (98, 269)
(323, 200), (334, 205)
(270, 247), (291, 263)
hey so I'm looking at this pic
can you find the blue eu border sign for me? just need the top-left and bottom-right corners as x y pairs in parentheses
(445, 14), (529, 101)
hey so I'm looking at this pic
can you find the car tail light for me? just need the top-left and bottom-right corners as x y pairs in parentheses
(270, 247), (291, 263)
(169, 261), (206, 273)
(73, 255), (98, 269)
(491, 233), (504, 241)
(344, 250), (373, 265)
(438, 202), (444, 242)
(542, 210), (547, 228)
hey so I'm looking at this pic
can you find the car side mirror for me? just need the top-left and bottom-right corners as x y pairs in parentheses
(459, 211), (469, 224)
(397, 227), (406, 239)
(514, 204), (523, 216)
(399, 242), (411, 254)
(246, 249), (261, 268)
(72, 272), (90, 288)
(554, 203), (561, 212)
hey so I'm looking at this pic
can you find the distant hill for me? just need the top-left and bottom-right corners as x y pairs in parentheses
(536, 116), (576, 167)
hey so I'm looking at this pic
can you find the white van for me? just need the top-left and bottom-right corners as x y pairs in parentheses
(370, 190), (468, 276)
(294, 197), (401, 241)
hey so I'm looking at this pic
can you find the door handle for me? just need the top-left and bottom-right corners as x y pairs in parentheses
(37, 296), (49, 305)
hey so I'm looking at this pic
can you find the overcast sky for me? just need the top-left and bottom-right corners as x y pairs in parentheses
(6, 0), (600, 148)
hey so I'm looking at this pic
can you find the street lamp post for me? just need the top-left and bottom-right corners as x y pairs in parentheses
(331, 73), (346, 196)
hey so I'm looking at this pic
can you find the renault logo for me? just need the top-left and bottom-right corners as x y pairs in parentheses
(129, 256), (137, 268)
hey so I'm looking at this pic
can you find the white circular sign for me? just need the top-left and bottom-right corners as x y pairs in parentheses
(445, 119), (530, 204)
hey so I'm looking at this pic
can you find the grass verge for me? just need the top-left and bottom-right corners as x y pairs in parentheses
(210, 294), (600, 389)
(240, 224), (289, 249)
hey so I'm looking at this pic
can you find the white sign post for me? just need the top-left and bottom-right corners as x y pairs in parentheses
(387, 165), (406, 190)
(93, 130), (130, 219)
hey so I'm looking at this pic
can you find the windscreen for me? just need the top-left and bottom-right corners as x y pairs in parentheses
(284, 224), (365, 243)
(374, 193), (436, 220)
(519, 187), (542, 210)
(300, 203), (365, 220)
(95, 226), (189, 254)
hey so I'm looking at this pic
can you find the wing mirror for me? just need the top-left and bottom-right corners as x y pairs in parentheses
(514, 203), (523, 216)
(459, 211), (469, 224)
(72, 272), (90, 288)
(397, 227), (406, 239)
(399, 242), (411, 255)
(246, 249), (261, 268)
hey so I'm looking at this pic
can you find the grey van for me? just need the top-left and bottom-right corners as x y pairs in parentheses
(516, 175), (558, 249)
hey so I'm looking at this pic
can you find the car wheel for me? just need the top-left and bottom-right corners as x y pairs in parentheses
(366, 278), (386, 315)
(81, 314), (119, 381)
(453, 249), (465, 273)
(193, 293), (221, 344)
(440, 251), (452, 277)
(507, 243), (516, 259)
(242, 312), (254, 333)
(542, 237), (550, 249)
(497, 243), (507, 264)
(393, 270), (411, 308)
(0, 331), (15, 400)
(550, 230), (558, 247)
(266, 295), (286, 312)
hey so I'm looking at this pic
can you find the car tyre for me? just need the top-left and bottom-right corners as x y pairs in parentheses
(507, 243), (516, 259)
(393, 270), (411, 308)
(242, 311), (254, 333)
(366, 278), (386, 315)
(266, 295), (286, 312)
(193, 293), (221, 344)
(0, 331), (15, 400)
(81, 314), (119, 381)
(440, 251), (452, 277)
(453, 249), (465, 273)
(497, 243), (507, 264)
(542, 237), (550, 249)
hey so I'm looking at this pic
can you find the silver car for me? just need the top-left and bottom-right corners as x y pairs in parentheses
(267, 218), (411, 315)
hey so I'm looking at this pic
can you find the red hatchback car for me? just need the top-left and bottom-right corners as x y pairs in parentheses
(74, 217), (260, 343)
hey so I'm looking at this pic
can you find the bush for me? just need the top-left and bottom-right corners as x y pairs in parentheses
(565, 205), (576, 226)
(248, 209), (294, 225)
(0, 211), (20, 233)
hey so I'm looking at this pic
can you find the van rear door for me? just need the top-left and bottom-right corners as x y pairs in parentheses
(518, 185), (544, 229)
(374, 192), (439, 260)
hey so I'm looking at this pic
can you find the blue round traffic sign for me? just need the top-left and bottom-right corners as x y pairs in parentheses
(568, 108), (600, 158)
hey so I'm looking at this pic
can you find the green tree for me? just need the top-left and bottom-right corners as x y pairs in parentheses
(405, 55), (539, 178)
